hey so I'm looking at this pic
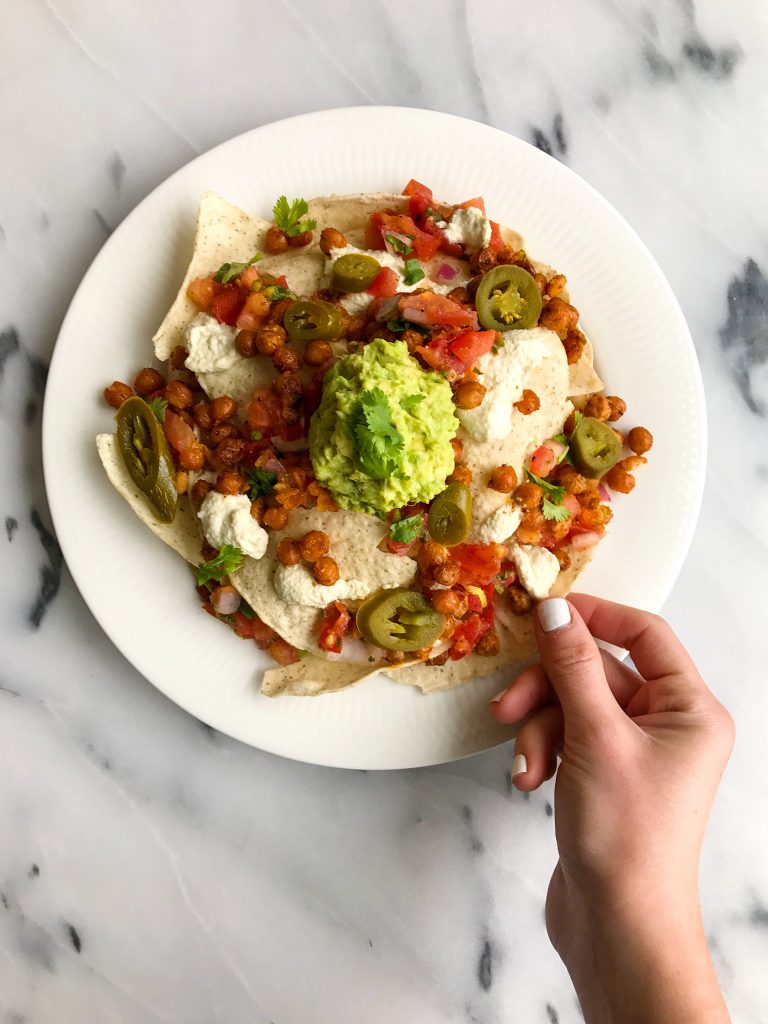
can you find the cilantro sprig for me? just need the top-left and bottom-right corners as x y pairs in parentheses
(195, 545), (244, 586)
(263, 284), (296, 303)
(400, 393), (425, 412)
(526, 470), (571, 524)
(148, 397), (167, 424)
(553, 410), (583, 465)
(245, 468), (278, 500)
(273, 195), (317, 237)
(386, 319), (430, 336)
(351, 388), (404, 479)
(403, 258), (425, 286)
(389, 513), (423, 545)
(214, 252), (263, 284)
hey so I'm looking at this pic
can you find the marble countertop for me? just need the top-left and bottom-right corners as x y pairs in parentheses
(2, 0), (767, 1020)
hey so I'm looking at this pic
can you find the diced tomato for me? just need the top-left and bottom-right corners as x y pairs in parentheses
(231, 611), (257, 639)
(416, 336), (466, 376)
(448, 329), (497, 369)
(403, 179), (432, 200)
(529, 444), (557, 478)
(452, 543), (505, 586)
(489, 220), (504, 252)
(398, 292), (478, 329)
(367, 212), (442, 262)
(495, 562), (518, 589)
(275, 274), (289, 289)
(163, 410), (197, 453)
(236, 290), (269, 330)
(269, 638), (301, 665)
(237, 265), (261, 289)
(318, 601), (351, 653)
(450, 612), (492, 660)
(210, 283), (244, 326)
(187, 276), (215, 310)
(251, 615), (277, 648)
(411, 232), (442, 261)
(409, 193), (430, 225)
(458, 196), (486, 214)
(368, 266), (399, 298)
(247, 388), (283, 435)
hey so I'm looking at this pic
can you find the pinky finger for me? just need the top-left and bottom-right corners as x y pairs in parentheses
(511, 704), (564, 792)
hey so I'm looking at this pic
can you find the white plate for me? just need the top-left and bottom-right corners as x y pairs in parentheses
(43, 107), (705, 770)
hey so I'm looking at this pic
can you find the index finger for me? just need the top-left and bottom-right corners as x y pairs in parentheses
(568, 594), (700, 684)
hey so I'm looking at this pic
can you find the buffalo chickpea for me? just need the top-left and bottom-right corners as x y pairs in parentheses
(263, 506), (289, 530)
(489, 464), (518, 493)
(215, 438), (246, 466)
(208, 422), (239, 444)
(604, 466), (636, 494)
(304, 340), (333, 366)
(515, 389), (540, 415)
(256, 323), (287, 356)
(579, 487), (601, 511)
(175, 470), (188, 495)
(300, 530), (330, 563)
(554, 464), (588, 494)
(516, 520), (542, 546)
(584, 394), (611, 421)
(433, 559), (461, 587)
(562, 327), (587, 365)
(134, 367), (165, 395)
(546, 274), (567, 298)
(448, 464), (473, 487)
(454, 380), (487, 410)
(272, 346), (299, 373)
(265, 226), (289, 254)
(190, 479), (212, 506)
(385, 649), (406, 665)
(418, 539), (449, 571)
(275, 487), (304, 510)
(268, 298), (293, 325)
(450, 437), (464, 461)
(430, 589), (464, 617)
(476, 630), (500, 657)
(103, 381), (133, 408)
(628, 426), (653, 455)
(193, 402), (214, 430)
(288, 229), (313, 248)
(469, 245), (497, 275)
(164, 379), (194, 411)
(507, 584), (533, 616)
(277, 538), (303, 567)
(579, 507), (606, 530)
(534, 273), (548, 293)
(313, 555), (340, 586)
(320, 227), (347, 255)
(235, 329), (257, 358)
(169, 345), (188, 371)
(515, 481), (543, 509)
(210, 395), (237, 423)
(539, 297), (579, 340)
(216, 470), (247, 496)
(606, 396), (627, 421)
(179, 443), (205, 472)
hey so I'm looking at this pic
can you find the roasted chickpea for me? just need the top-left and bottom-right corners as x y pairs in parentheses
(604, 466), (636, 494)
(454, 380), (487, 410)
(300, 530), (330, 563)
(265, 226), (289, 255)
(385, 649), (406, 665)
(208, 422), (239, 444)
(433, 559), (461, 587)
(256, 323), (287, 356)
(275, 487), (305, 510)
(468, 245), (497, 275)
(584, 394), (611, 421)
(427, 650), (451, 667)
(539, 297), (579, 340)
(103, 381), (133, 408)
(216, 469), (247, 496)
(418, 539), (449, 571)
(274, 372), (303, 424)
(546, 274), (567, 298)
(579, 487), (601, 511)
(448, 286), (470, 304)
(263, 506), (289, 530)
(215, 437), (246, 466)
(288, 229), (313, 248)
(516, 510), (544, 545)
(164, 379), (194, 411)
(268, 298), (293, 325)
(489, 464), (518, 493)
(210, 395), (237, 423)
(618, 455), (647, 472)
(169, 345), (188, 371)
(319, 227), (347, 255)
(304, 340), (332, 367)
(175, 470), (188, 495)
(430, 589), (464, 616)
(190, 479), (212, 507)
(515, 389), (540, 415)
(448, 464), (473, 487)
(553, 464), (588, 495)
(628, 426), (653, 455)
(313, 555), (339, 586)
(201, 541), (218, 562)
(515, 481), (543, 509)
(193, 401), (214, 430)
(507, 584), (533, 616)
(562, 327), (587, 365)
(450, 437), (464, 462)
(277, 538), (303, 567)
(235, 329), (257, 359)
(606, 396), (627, 421)
(476, 630), (500, 657)
(134, 367), (165, 395)
(179, 443), (205, 472)
(272, 346), (299, 373)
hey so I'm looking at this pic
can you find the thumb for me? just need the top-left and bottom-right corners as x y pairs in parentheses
(534, 597), (623, 734)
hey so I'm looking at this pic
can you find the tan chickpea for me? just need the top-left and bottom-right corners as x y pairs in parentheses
(562, 327), (587, 365)
(546, 274), (567, 298)
(618, 455), (647, 472)
(134, 367), (165, 395)
(208, 422), (239, 444)
(454, 380), (487, 410)
(300, 530), (330, 563)
(277, 538), (303, 567)
(268, 298), (293, 325)
(515, 481), (543, 509)
(579, 487), (601, 511)
(628, 426), (653, 455)
(476, 630), (500, 657)
(606, 396), (627, 421)
(516, 511), (544, 545)
(215, 438), (246, 466)
(514, 389), (540, 415)
(418, 539), (449, 572)
(191, 479), (213, 507)
(448, 286), (470, 304)
(468, 245), (497, 275)
(427, 650), (452, 667)
(169, 345), (188, 371)
(433, 559), (461, 587)
(179, 443), (205, 472)
(319, 227), (347, 255)
(103, 381), (133, 408)
(263, 506), (289, 530)
(448, 464), (473, 487)
(256, 323), (287, 356)
(507, 584), (533, 616)
(275, 487), (304, 510)
(604, 466), (636, 494)
(175, 470), (188, 495)
(385, 649), (406, 665)
(210, 395), (237, 423)
(313, 555), (340, 586)
(450, 437), (464, 462)
(164, 379), (194, 411)
(235, 329), (257, 358)
(553, 463), (588, 494)
(216, 470), (247, 496)
(489, 464), (518, 493)
(539, 297), (579, 340)
(272, 346), (299, 373)
(304, 340), (333, 367)
(584, 394), (611, 421)
(265, 226), (289, 255)
(430, 589), (464, 617)
(288, 229), (313, 248)
(193, 401), (214, 430)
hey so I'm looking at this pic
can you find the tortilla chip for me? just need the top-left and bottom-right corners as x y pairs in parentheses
(568, 337), (603, 397)
(261, 656), (383, 697)
(96, 434), (202, 563)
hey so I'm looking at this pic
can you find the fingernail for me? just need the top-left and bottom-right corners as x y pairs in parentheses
(512, 753), (528, 777)
(490, 688), (508, 705)
(537, 598), (571, 633)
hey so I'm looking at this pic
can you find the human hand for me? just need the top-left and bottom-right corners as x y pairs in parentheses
(490, 595), (734, 1024)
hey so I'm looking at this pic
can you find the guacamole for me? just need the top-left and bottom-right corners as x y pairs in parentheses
(309, 339), (458, 515)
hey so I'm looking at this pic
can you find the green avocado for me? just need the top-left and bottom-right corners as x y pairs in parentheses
(309, 339), (458, 515)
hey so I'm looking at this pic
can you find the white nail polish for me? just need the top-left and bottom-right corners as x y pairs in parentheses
(538, 598), (571, 633)
(512, 753), (528, 776)
(490, 688), (508, 704)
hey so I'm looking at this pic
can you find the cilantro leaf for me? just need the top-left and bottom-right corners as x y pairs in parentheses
(403, 258), (425, 286)
(245, 468), (278, 499)
(542, 498), (571, 522)
(148, 397), (167, 424)
(351, 388), (404, 480)
(251, 431), (263, 440)
(400, 394), (425, 412)
(264, 284), (296, 303)
(385, 233), (413, 256)
(572, 410), (583, 432)
(553, 432), (568, 447)
(389, 513), (423, 545)
(386, 319), (430, 335)
(214, 252), (263, 284)
(195, 545), (243, 586)
(273, 195), (317, 238)
(526, 470), (566, 504)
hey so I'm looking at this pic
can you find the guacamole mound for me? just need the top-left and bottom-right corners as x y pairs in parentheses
(309, 339), (458, 515)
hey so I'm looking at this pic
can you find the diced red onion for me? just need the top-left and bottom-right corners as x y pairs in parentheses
(382, 231), (412, 258)
(211, 586), (240, 615)
(436, 262), (458, 281)
(263, 457), (286, 475)
(597, 483), (611, 502)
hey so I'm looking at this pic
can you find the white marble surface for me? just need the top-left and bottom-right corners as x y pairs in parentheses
(1, 0), (767, 1020)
